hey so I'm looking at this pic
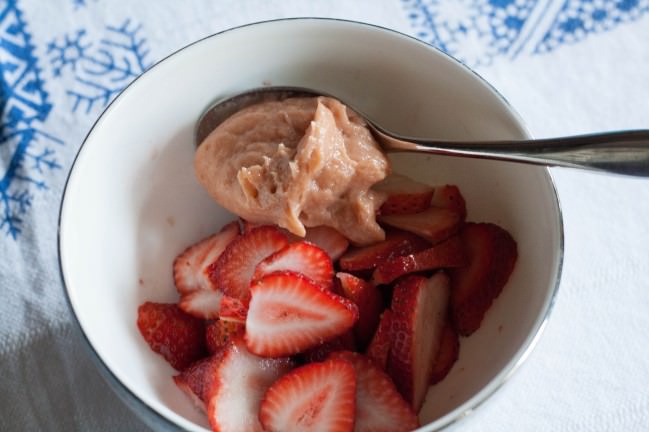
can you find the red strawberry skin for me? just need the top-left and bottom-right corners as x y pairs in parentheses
(302, 330), (356, 363)
(336, 272), (384, 349)
(205, 319), (245, 354)
(209, 225), (289, 302)
(173, 221), (239, 294)
(449, 223), (518, 336)
(173, 353), (224, 411)
(137, 302), (206, 370)
(379, 206), (463, 245)
(259, 358), (356, 432)
(366, 309), (393, 370)
(339, 229), (430, 272)
(218, 295), (248, 323)
(387, 273), (450, 411)
(245, 271), (359, 357)
(329, 351), (419, 432)
(207, 338), (294, 432)
(430, 322), (460, 385)
(253, 241), (334, 290)
(371, 235), (467, 285)
(374, 173), (435, 216)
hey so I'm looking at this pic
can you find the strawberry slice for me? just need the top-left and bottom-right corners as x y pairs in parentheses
(374, 173), (435, 215)
(366, 309), (393, 370)
(245, 271), (359, 357)
(329, 351), (419, 432)
(339, 229), (430, 272)
(218, 295), (248, 323)
(178, 289), (223, 320)
(173, 221), (239, 294)
(210, 225), (289, 302)
(387, 272), (450, 410)
(336, 272), (384, 349)
(173, 354), (223, 411)
(430, 322), (460, 385)
(303, 225), (350, 261)
(431, 184), (467, 220)
(206, 337), (294, 432)
(449, 223), (517, 336)
(371, 235), (467, 285)
(259, 358), (356, 432)
(253, 241), (334, 290)
(379, 206), (462, 245)
(302, 330), (356, 363)
(205, 319), (245, 354)
(137, 302), (206, 370)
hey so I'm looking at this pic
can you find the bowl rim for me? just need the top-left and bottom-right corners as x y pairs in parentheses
(57, 16), (564, 431)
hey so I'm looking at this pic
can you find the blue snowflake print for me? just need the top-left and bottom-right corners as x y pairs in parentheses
(47, 19), (152, 113)
(0, 0), (61, 240)
(402, 0), (537, 67)
(536, 0), (649, 53)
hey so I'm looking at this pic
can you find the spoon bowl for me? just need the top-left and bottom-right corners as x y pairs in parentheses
(197, 86), (649, 177)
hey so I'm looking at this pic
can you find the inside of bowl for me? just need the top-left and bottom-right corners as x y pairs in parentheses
(59, 19), (562, 431)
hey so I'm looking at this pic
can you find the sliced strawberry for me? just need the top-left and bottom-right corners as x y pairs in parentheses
(253, 241), (334, 290)
(173, 353), (223, 411)
(379, 206), (462, 245)
(329, 351), (419, 432)
(371, 235), (467, 285)
(240, 218), (262, 233)
(207, 337), (293, 432)
(210, 225), (289, 302)
(218, 295), (247, 323)
(366, 309), (393, 370)
(449, 223), (517, 336)
(339, 229), (430, 272)
(431, 184), (467, 220)
(430, 322), (460, 385)
(137, 302), (206, 370)
(178, 289), (223, 320)
(259, 358), (356, 432)
(387, 272), (450, 410)
(245, 271), (359, 357)
(336, 272), (384, 349)
(374, 173), (435, 215)
(173, 221), (239, 294)
(205, 319), (245, 354)
(302, 330), (356, 363)
(303, 225), (350, 261)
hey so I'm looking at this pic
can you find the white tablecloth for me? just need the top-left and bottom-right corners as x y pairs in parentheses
(1, 0), (648, 430)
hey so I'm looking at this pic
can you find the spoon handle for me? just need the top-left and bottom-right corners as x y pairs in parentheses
(376, 129), (649, 177)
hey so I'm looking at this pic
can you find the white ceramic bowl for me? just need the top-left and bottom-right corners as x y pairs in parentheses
(58, 18), (563, 431)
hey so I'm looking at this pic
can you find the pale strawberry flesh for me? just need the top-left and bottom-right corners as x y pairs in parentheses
(387, 272), (450, 411)
(430, 322), (460, 385)
(207, 338), (294, 432)
(259, 358), (356, 432)
(173, 353), (224, 411)
(303, 225), (350, 261)
(430, 184), (467, 220)
(374, 173), (435, 216)
(173, 221), (239, 294)
(329, 351), (419, 432)
(253, 241), (334, 290)
(245, 271), (359, 357)
(178, 289), (223, 320)
(379, 206), (462, 245)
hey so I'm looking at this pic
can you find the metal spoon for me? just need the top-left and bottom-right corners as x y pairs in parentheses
(195, 86), (649, 177)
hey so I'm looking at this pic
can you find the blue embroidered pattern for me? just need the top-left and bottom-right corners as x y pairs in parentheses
(47, 19), (151, 113)
(536, 0), (649, 53)
(402, 0), (649, 67)
(0, 0), (61, 239)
